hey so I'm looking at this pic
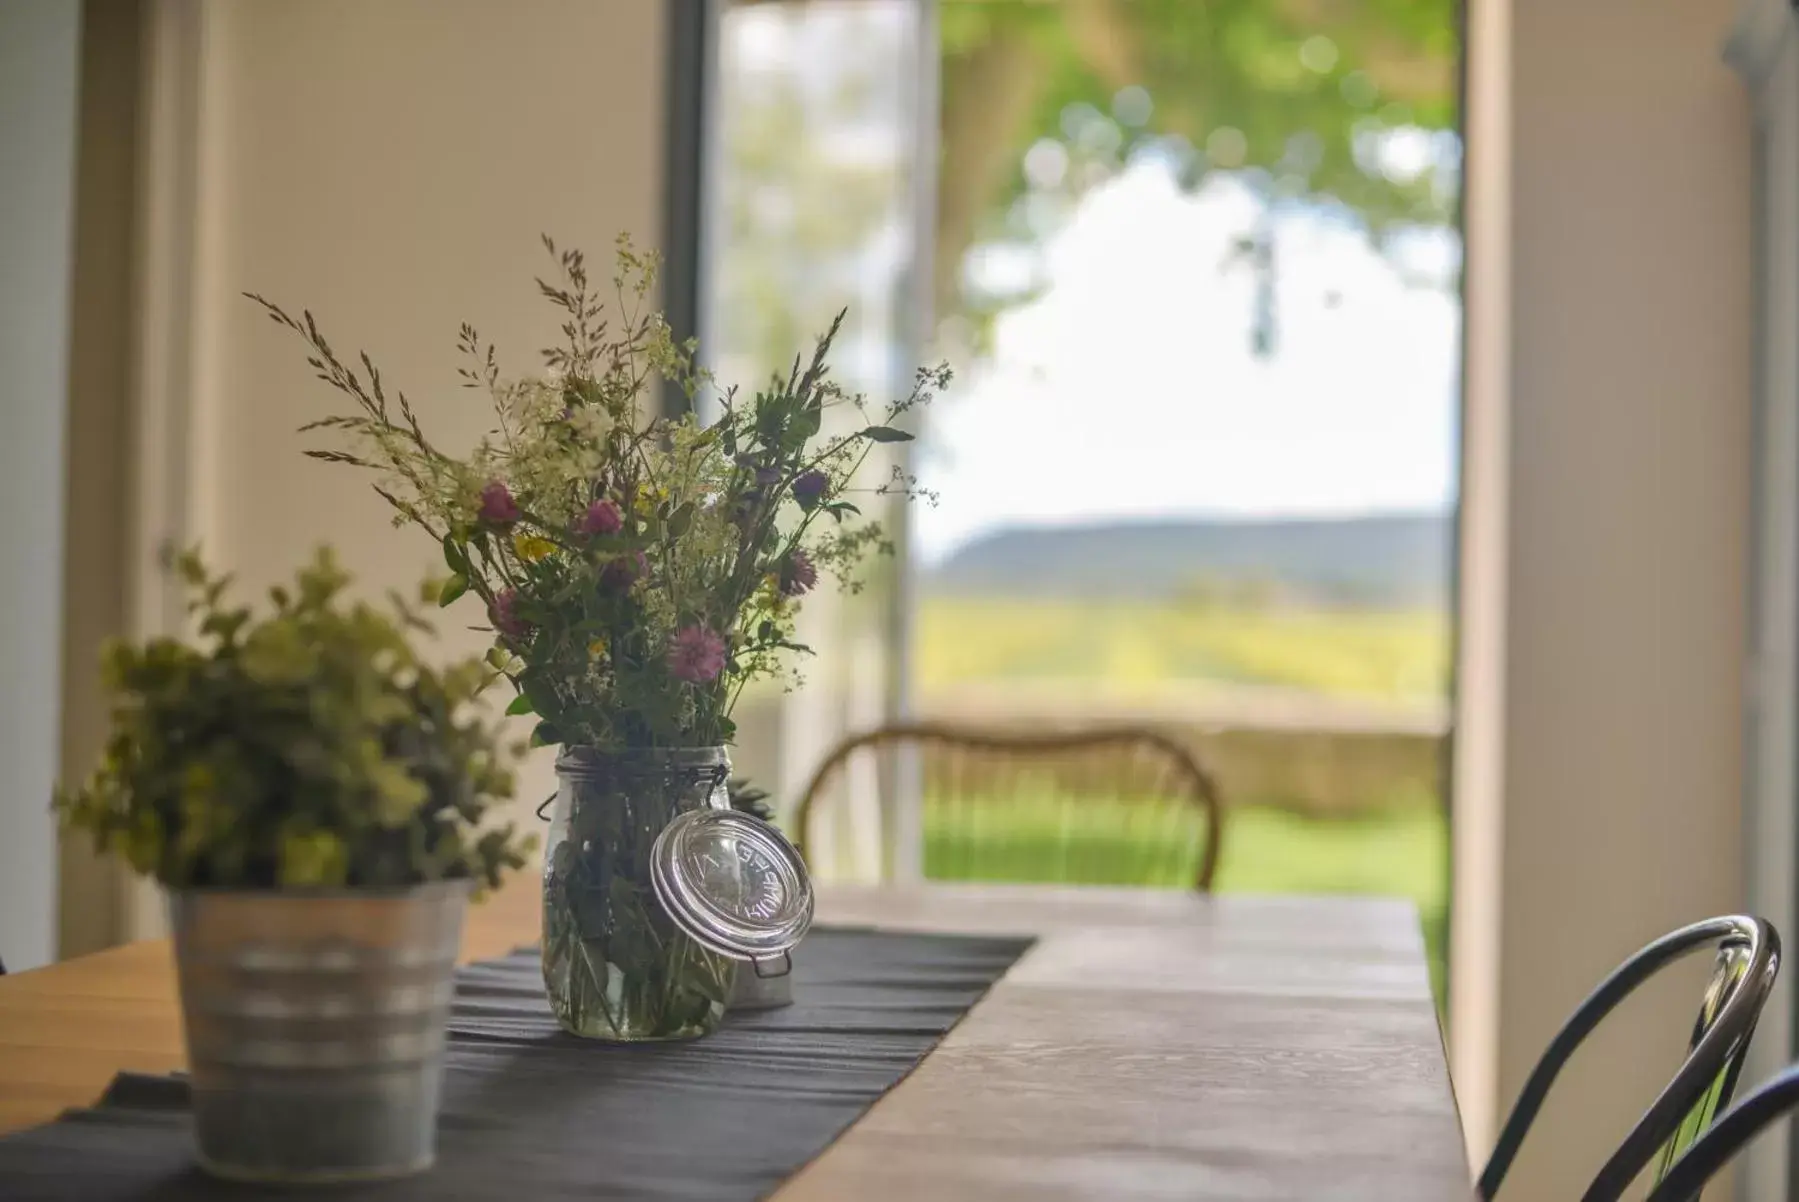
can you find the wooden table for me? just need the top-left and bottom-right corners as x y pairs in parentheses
(0, 883), (1469, 1200)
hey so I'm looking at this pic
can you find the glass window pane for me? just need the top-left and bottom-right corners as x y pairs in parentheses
(704, 0), (928, 878)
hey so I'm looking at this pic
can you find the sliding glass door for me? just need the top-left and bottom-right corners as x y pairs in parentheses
(696, 0), (934, 878)
(688, 2), (1461, 956)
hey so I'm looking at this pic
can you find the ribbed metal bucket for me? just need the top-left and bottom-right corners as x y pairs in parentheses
(168, 881), (469, 1184)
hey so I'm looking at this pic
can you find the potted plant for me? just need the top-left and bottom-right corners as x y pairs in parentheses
(55, 548), (531, 1183)
(252, 237), (948, 1040)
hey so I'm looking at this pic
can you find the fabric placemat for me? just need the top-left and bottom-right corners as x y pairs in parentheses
(0, 926), (1033, 1201)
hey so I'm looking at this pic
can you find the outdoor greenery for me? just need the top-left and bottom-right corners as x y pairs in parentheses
(720, 0), (1460, 364)
(920, 791), (1441, 910)
(914, 0), (1459, 993)
(916, 595), (1447, 700)
(716, 0), (1459, 998)
(914, 592), (1452, 998)
(935, 0), (1459, 331)
(55, 549), (532, 891)
(922, 796), (1447, 1000)
(254, 239), (948, 755)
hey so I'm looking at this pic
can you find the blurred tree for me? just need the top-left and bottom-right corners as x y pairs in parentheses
(710, 41), (904, 382)
(708, 5), (918, 698)
(723, 0), (1459, 351)
(936, 0), (1459, 345)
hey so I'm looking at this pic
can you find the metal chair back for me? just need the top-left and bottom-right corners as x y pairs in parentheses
(1646, 1057), (1799, 1202)
(793, 722), (1224, 890)
(1476, 915), (1780, 1202)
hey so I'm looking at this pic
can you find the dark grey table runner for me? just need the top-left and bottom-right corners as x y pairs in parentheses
(0, 927), (1033, 1201)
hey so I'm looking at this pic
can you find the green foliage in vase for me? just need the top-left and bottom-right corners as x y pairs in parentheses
(251, 237), (949, 754)
(726, 778), (777, 825)
(542, 760), (737, 1040)
(54, 548), (534, 891)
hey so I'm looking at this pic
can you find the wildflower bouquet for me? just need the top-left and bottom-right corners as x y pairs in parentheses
(254, 238), (947, 1040)
(252, 237), (945, 752)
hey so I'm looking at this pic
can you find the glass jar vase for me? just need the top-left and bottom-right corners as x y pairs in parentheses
(540, 746), (737, 1040)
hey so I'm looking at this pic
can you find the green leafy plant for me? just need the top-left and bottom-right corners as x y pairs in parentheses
(250, 236), (950, 755)
(55, 547), (533, 891)
(727, 777), (776, 824)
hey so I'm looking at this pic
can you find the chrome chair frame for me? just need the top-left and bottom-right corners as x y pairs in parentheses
(1646, 1059), (1799, 1202)
(1477, 915), (1780, 1201)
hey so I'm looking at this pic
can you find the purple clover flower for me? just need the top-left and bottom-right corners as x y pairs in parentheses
(489, 589), (530, 641)
(478, 480), (520, 526)
(667, 625), (728, 684)
(600, 550), (648, 592)
(578, 499), (624, 536)
(779, 549), (818, 597)
(791, 470), (829, 510)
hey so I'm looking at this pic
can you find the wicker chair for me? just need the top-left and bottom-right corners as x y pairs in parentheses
(792, 722), (1224, 891)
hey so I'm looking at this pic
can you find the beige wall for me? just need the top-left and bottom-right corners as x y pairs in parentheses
(58, 0), (143, 959)
(186, 0), (664, 590)
(1456, 0), (1753, 1195)
(102, 0), (667, 935)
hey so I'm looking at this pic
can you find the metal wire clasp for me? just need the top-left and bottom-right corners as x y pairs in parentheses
(752, 950), (794, 980)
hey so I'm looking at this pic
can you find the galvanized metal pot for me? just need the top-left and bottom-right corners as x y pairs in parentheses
(168, 880), (469, 1184)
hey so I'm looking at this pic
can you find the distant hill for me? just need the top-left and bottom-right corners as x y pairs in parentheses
(924, 511), (1452, 608)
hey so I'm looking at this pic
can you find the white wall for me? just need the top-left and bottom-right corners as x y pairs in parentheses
(0, 1), (82, 973)
(1457, 0), (1754, 1195)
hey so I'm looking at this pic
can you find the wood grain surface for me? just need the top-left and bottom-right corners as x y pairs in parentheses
(0, 881), (1470, 1200)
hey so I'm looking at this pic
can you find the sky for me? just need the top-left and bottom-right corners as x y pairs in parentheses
(912, 160), (1462, 565)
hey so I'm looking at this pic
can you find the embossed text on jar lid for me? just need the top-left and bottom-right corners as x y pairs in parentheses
(650, 809), (814, 964)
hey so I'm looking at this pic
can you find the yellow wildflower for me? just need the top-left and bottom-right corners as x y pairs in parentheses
(587, 636), (609, 660)
(513, 534), (556, 563)
(634, 485), (670, 518)
(760, 574), (790, 620)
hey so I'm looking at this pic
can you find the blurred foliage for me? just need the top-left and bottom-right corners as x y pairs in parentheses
(916, 595), (1448, 701)
(727, 777), (779, 823)
(713, 98), (900, 379)
(55, 548), (533, 891)
(936, 0), (1459, 335)
(716, 4), (913, 377)
(924, 795), (1448, 1002)
(943, 0), (1457, 215)
(723, 0), (1459, 341)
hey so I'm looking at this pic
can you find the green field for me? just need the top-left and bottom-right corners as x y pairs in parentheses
(920, 798), (1447, 999)
(916, 595), (1449, 701)
(913, 594), (1452, 1001)
(1221, 804), (1447, 1001)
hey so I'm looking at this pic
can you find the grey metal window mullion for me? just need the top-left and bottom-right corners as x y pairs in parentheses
(660, 0), (718, 421)
(882, 0), (939, 882)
